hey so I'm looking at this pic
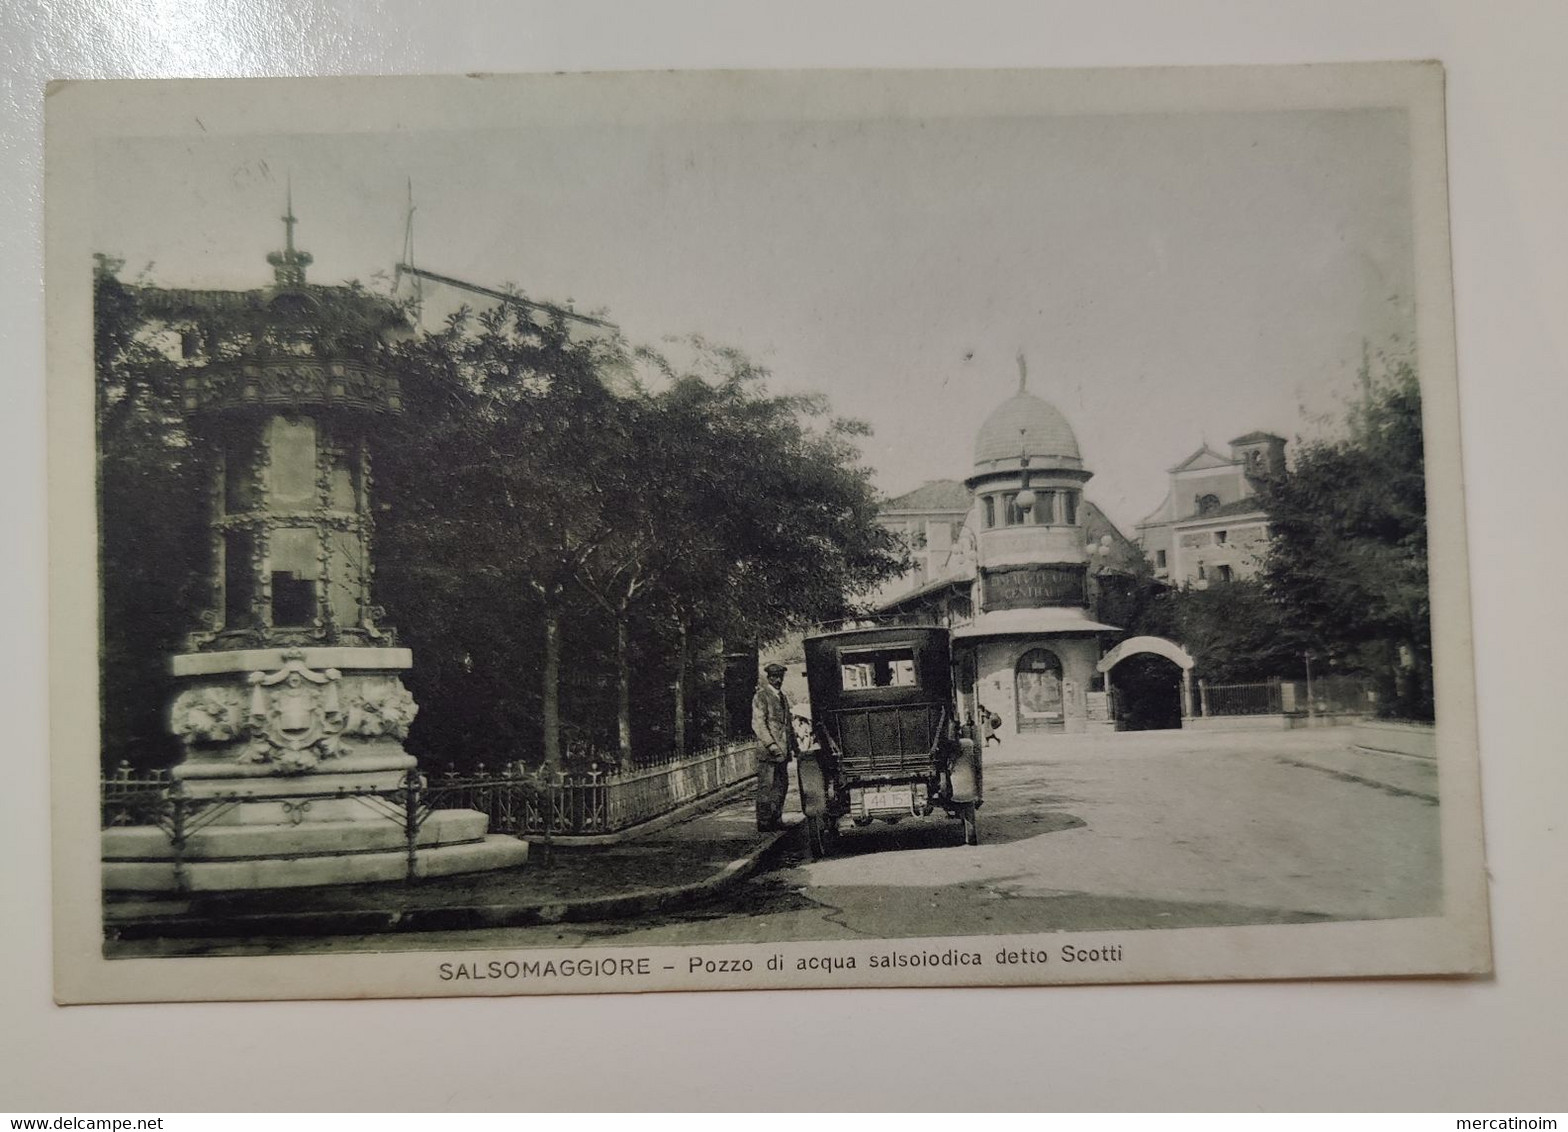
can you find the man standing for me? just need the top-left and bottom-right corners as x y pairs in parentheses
(752, 662), (798, 831)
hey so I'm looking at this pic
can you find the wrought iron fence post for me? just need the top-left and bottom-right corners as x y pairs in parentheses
(404, 769), (421, 883)
(170, 792), (189, 895)
(539, 768), (554, 868)
(588, 769), (604, 835)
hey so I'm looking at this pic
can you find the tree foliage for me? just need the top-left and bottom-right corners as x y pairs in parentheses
(1260, 363), (1431, 719)
(635, 345), (908, 643)
(1106, 361), (1429, 718)
(1110, 571), (1307, 685)
(1163, 580), (1308, 683)
(95, 257), (209, 769)
(369, 316), (909, 768)
(96, 256), (912, 772)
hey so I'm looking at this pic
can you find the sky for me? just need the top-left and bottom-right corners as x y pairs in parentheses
(94, 104), (1416, 531)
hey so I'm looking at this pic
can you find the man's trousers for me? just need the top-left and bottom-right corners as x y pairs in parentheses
(755, 758), (790, 830)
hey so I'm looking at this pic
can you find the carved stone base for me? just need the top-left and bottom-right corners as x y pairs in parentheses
(103, 818), (530, 892)
(102, 645), (529, 893)
(169, 647), (421, 777)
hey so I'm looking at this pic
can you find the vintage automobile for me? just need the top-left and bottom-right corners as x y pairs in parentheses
(794, 621), (983, 858)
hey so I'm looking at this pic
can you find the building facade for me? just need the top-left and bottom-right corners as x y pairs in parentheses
(872, 479), (973, 604)
(1134, 432), (1285, 587)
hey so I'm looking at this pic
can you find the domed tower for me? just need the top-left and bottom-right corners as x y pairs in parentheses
(955, 358), (1117, 735)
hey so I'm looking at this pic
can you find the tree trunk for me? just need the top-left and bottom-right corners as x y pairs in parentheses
(541, 603), (561, 768)
(672, 614), (688, 757)
(615, 615), (632, 764)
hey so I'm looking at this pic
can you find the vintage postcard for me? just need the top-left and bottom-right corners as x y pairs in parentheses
(48, 63), (1490, 1004)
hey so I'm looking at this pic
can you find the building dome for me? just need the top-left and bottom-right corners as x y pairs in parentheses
(973, 390), (1082, 468)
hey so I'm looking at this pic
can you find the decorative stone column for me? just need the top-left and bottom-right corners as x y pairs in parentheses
(103, 212), (528, 892)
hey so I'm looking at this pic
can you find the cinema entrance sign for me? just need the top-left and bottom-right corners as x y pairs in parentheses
(980, 564), (1087, 611)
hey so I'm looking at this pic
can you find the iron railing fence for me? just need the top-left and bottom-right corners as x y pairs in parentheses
(101, 740), (758, 855)
(425, 741), (757, 836)
(1200, 681), (1284, 716)
(1282, 675), (1378, 716)
(104, 774), (426, 891)
(1196, 676), (1376, 718)
(101, 764), (176, 828)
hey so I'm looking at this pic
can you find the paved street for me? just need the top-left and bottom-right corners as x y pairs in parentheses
(115, 727), (1441, 957)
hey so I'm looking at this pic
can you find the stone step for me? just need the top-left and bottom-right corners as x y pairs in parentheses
(103, 833), (530, 893)
(102, 808), (491, 861)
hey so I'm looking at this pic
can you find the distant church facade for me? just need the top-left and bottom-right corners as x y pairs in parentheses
(1133, 432), (1286, 588)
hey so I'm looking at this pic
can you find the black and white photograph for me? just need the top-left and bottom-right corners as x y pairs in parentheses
(47, 63), (1489, 1004)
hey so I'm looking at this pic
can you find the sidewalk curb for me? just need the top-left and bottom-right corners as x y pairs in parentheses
(1351, 744), (1437, 763)
(1276, 756), (1439, 804)
(105, 822), (800, 941)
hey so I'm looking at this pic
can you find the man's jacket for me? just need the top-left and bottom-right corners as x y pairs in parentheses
(752, 683), (797, 763)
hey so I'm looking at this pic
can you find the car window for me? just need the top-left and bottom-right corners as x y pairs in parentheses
(840, 647), (918, 690)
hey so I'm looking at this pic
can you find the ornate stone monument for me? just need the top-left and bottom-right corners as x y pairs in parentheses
(102, 200), (529, 891)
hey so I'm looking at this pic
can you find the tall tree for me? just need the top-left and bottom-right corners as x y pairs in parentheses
(381, 324), (908, 767)
(647, 345), (908, 638)
(568, 343), (910, 762)
(95, 258), (208, 769)
(1260, 362), (1431, 719)
(633, 346), (909, 753)
(377, 302), (628, 768)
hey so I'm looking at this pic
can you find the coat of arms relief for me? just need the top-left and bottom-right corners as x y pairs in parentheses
(170, 649), (418, 774)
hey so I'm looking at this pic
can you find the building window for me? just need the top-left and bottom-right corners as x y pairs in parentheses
(268, 416), (318, 511)
(224, 446), (260, 515)
(1062, 490), (1078, 525)
(1215, 530), (1227, 544)
(326, 529), (364, 630)
(1217, 564), (1234, 583)
(327, 445), (360, 511)
(1196, 494), (1221, 516)
(223, 529), (257, 629)
(982, 495), (995, 529)
(1155, 549), (1167, 569)
(271, 527), (321, 627)
(1004, 492), (1024, 526)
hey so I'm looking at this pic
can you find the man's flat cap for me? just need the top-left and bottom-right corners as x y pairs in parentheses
(763, 662), (788, 676)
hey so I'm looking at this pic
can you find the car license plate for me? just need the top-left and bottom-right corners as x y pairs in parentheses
(857, 788), (911, 814)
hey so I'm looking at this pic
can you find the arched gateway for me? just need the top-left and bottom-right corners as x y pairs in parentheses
(1097, 636), (1197, 726)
